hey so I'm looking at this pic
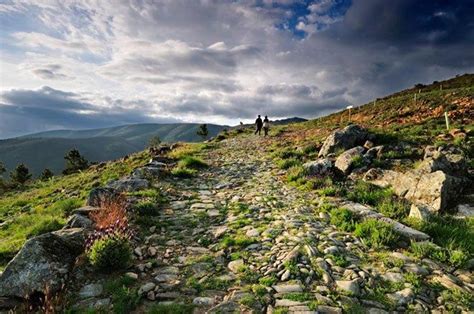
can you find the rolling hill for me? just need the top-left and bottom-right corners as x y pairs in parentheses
(0, 123), (227, 177)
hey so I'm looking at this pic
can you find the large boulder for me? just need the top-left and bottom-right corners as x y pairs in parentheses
(0, 228), (85, 299)
(405, 171), (463, 213)
(417, 146), (467, 177)
(132, 161), (167, 179)
(364, 168), (463, 213)
(106, 177), (149, 192)
(303, 158), (333, 176)
(318, 125), (369, 157)
(335, 146), (365, 175)
(86, 187), (119, 207)
(363, 168), (418, 197)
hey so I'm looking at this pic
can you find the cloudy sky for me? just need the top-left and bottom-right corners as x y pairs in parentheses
(0, 0), (473, 138)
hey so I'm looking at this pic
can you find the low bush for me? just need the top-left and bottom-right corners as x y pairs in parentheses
(330, 208), (356, 232)
(347, 181), (392, 206)
(177, 156), (208, 169)
(276, 158), (301, 170)
(87, 232), (132, 271)
(409, 241), (469, 267)
(171, 167), (197, 178)
(354, 219), (400, 248)
(134, 200), (159, 216)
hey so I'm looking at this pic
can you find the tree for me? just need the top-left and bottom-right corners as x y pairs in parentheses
(0, 161), (5, 177)
(63, 149), (89, 175)
(148, 135), (161, 149)
(197, 124), (209, 141)
(40, 168), (54, 181)
(10, 163), (32, 185)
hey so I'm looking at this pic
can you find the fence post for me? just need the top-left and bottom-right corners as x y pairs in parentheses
(444, 111), (450, 131)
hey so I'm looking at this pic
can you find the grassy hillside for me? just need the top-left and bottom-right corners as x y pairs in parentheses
(282, 73), (474, 148)
(1, 123), (226, 176)
(0, 150), (150, 268)
(0, 137), (140, 177)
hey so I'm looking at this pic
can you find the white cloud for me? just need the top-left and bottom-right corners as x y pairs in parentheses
(0, 0), (472, 138)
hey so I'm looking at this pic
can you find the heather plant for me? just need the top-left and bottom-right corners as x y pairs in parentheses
(86, 195), (134, 271)
(86, 230), (133, 271)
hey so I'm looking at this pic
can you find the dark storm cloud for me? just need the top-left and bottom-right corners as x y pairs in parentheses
(0, 87), (179, 138)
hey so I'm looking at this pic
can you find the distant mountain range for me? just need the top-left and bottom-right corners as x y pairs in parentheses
(0, 119), (307, 177)
(0, 123), (227, 177)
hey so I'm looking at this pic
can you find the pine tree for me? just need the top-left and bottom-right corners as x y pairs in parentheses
(10, 163), (32, 185)
(40, 168), (54, 181)
(63, 149), (89, 175)
(0, 161), (5, 177)
(197, 124), (209, 141)
(148, 135), (161, 148)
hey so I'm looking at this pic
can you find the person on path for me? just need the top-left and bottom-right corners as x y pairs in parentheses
(263, 116), (270, 136)
(255, 115), (263, 135)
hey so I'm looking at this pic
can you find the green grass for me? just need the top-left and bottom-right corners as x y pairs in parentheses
(354, 219), (400, 249)
(410, 216), (473, 254)
(0, 150), (149, 268)
(276, 158), (301, 170)
(281, 292), (313, 302)
(219, 234), (256, 249)
(348, 181), (409, 219)
(104, 276), (141, 314)
(177, 156), (208, 169)
(171, 167), (197, 178)
(330, 207), (356, 232)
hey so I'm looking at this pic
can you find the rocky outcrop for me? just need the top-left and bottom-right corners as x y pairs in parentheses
(0, 228), (85, 299)
(132, 160), (167, 179)
(106, 177), (149, 192)
(318, 125), (369, 157)
(364, 168), (463, 213)
(404, 171), (462, 212)
(417, 148), (467, 177)
(86, 187), (119, 207)
(335, 146), (365, 175)
(303, 158), (333, 176)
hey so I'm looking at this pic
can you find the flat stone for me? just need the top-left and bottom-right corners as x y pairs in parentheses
(193, 297), (215, 306)
(138, 282), (156, 294)
(275, 299), (307, 307)
(228, 259), (244, 273)
(79, 283), (103, 299)
(155, 273), (178, 282)
(386, 288), (414, 306)
(125, 272), (138, 280)
(246, 228), (260, 237)
(336, 280), (360, 296)
(381, 272), (404, 283)
(317, 305), (343, 314)
(272, 283), (303, 293)
(280, 269), (291, 281)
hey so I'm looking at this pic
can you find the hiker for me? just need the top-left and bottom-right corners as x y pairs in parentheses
(255, 115), (263, 135)
(263, 116), (270, 136)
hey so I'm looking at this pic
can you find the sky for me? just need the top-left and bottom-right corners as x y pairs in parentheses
(0, 0), (473, 139)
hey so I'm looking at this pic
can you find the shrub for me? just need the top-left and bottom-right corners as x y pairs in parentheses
(87, 232), (132, 271)
(330, 208), (356, 231)
(90, 194), (128, 230)
(286, 166), (305, 182)
(134, 200), (159, 216)
(354, 219), (399, 248)
(302, 144), (318, 155)
(449, 249), (469, 268)
(347, 181), (392, 206)
(171, 167), (197, 178)
(276, 158), (301, 170)
(177, 156), (208, 169)
(378, 199), (409, 220)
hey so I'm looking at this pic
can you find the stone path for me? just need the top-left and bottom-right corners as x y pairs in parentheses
(75, 135), (473, 313)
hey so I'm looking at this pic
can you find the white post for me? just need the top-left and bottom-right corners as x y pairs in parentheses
(414, 93), (417, 104)
(444, 111), (450, 130)
(346, 105), (353, 123)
